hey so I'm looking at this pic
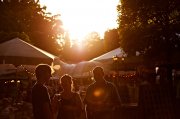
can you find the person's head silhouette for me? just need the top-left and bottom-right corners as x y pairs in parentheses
(60, 74), (73, 92)
(35, 64), (52, 84)
(93, 66), (105, 83)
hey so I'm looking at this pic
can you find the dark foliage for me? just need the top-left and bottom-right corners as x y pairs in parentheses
(117, 0), (180, 63)
(0, 0), (64, 55)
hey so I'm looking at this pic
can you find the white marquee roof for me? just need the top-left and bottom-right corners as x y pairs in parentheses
(91, 48), (126, 61)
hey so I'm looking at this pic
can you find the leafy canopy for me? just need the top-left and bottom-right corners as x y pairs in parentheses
(117, 0), (180, 61)
(0, 0), (64, 55)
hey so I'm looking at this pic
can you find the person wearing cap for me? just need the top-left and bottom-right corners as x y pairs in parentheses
(32, 64), (53, 119)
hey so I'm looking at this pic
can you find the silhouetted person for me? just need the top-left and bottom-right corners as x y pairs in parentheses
(0, 98), (14, 119)
(52, 74), (83, 119)
(138, 69), (175, 119)
(84, 66), (121, 119)
(176, 76), (180, 119)
(32, 64), (53, 119)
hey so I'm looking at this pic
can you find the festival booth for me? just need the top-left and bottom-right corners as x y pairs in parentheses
(90, 48), (128, 72)
(0, 37), (61, 84)
(52, 58), (76, 78)
(52, 59), (103, 78)
(90, 48), (144, 73)
(0, 38), (60, 81)
(91, 48), (126, 62)
(90, 48), (138, 85)
(0, 38), (57, 65)
(0, 64), (17, 80)
(70, 48), (132, 78)
(0, 38), (61, 99)
(71, 61), (103, 78)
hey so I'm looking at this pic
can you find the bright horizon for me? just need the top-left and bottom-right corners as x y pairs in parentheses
(40, 0), (119, 41)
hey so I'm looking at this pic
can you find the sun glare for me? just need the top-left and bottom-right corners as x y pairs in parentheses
(40, 0), (119, 42)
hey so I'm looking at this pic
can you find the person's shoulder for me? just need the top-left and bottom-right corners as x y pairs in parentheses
(65, 92), (80, 102)
(106, 81), (115, 87)
(53, 93), (62, 101)
(105, 81), (118, 91)
(72, 92), (79, 96)
(32, 83), (38, 90)
(33, 83), (44, 87)
(32, 83), (46, 91)
(87, 82), (96, 88)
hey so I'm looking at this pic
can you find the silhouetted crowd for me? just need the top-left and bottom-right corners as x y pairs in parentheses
(0, 64), (180, 119)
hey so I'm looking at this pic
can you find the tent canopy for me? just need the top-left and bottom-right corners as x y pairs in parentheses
(0, 38), (57, 65)
(90, 48), (127, 70)
(0, 64), (33, 80)
(0, 64), (16, 76)
(90, 48), (126, 61)
(52, 58), (76, 77)
(71, 61), (103, 78)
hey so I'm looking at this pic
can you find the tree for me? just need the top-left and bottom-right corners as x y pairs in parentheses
(0, 0), (64, 55)
(60, 31), (73, 61)
(83, 31), (105, 60)
(104, 29), (120, 52)
(0, 31), (30, 43)
(60, 31), (105, 62)
(117, 0), (180, 62)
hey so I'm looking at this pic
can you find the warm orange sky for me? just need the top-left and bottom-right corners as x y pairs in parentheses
(40, 0), (119, 41)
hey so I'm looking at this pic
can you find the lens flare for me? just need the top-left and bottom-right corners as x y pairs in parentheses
(93, 89), (104, 97)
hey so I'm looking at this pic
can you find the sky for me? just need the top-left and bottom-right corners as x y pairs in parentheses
(40, 0), (119, 41)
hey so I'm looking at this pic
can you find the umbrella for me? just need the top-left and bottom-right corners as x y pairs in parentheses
(0, 38), (57, 65)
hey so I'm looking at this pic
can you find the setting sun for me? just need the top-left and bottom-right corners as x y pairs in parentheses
(40, 0), (119, 42)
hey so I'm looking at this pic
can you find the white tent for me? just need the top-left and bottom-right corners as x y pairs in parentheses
(0, 38), (57, 65)
(90, 48), (126, 62)
(0, 64), (33, 80)
(52, 58), (76, 77)
(67, 48), (126, 78)
(71, 61), (103, 78)
(90, 48), (127, 70)
(0, 64), (16, 76)
(51, 48), (127, 78)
